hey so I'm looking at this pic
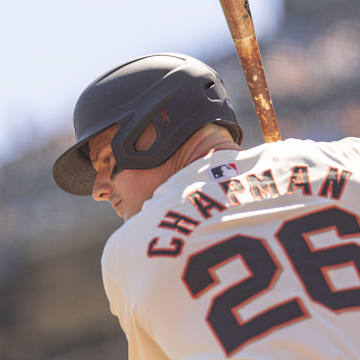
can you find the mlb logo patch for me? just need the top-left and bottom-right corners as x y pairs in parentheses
(209, 163), (239, 181)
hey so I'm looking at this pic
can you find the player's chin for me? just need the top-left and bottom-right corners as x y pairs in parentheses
(116, 206), (132, 222)
(121, 205), (143, 222)
(115, 208), (124, 218)
(113, 203), (124, 219)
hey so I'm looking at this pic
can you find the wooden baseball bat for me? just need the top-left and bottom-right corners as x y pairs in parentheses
(219, 0), (281, 142)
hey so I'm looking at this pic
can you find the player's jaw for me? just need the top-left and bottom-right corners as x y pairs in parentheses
(111, 197), (122, 213)
(89, 125), (174, 221)
(92, 167), (154, 221)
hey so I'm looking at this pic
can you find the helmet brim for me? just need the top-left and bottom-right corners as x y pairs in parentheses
(52, 139), (95, 196)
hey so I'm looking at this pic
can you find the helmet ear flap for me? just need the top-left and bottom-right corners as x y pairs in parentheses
(111, 110), (161, 170)
(134, 121), (158, 152)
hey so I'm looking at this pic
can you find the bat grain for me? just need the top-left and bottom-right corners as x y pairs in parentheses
(219, 0), (281, 143)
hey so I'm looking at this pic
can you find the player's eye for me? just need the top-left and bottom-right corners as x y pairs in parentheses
(103, 153), (123, 179)
(103, 153), (112, 163)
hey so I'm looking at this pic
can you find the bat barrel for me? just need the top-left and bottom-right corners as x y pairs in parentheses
(219, 0), (281, 143)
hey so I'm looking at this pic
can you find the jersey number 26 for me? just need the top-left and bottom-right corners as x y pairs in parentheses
(183, 206), (360, 356)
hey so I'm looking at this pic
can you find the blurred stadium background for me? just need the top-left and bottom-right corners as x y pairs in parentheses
(1, 0), (360, 359)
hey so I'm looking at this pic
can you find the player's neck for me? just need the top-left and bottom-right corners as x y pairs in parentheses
(173, 127), (241, 172)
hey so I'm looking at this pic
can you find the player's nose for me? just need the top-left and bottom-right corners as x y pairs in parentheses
(92, 174), (113, 202)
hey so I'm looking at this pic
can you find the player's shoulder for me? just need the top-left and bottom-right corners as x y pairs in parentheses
(260, 137), (360, 166)
(101, 198), (171, 271)
(262, 136), (358, 146)
(102, 211), (151, 252)
(324, 137), (360, 155)
(262, 137), (358, 151)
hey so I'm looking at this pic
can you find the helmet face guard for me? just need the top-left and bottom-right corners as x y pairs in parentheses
(53, 53), (243, 196)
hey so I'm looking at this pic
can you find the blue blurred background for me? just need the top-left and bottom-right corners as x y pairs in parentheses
(0, 0), (359, 358)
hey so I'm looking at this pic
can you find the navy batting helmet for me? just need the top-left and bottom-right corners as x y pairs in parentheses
(52, 53), (243, 195)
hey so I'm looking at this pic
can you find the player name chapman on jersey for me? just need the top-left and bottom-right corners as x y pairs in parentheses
(149, 163), (351, 256)
(102, 138), (360, 360)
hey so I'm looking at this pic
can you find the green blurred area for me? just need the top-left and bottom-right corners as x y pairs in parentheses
(1, 1), (360, 359)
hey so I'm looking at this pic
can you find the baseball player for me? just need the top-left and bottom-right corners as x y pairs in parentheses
(53, 54), (360, 359)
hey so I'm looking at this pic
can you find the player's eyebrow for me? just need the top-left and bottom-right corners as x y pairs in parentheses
(90, 145), (112, 170)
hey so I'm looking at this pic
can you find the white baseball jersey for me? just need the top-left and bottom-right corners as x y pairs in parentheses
(101, 138), (360, 360)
